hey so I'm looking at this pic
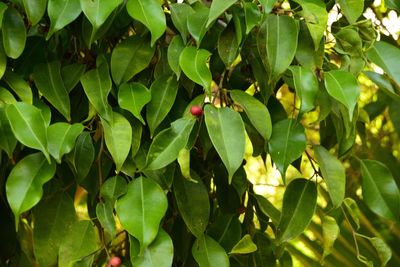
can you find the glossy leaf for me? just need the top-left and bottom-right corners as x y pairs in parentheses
(360, 159), (400, 220)
(100, 176), (127, 204)
(6, 102), (50, 161)
(179, 47), (212, 95)
(22, 0), (47, 26)
(96, 201), (116, 236)
(192, 235), (230, 267)
(244, 2), (261, 34)
(0, 39), (6, 79)
(170, 3), (194, 41)
(102, 112), (132, 173)
(259, 0), (276, 13)
(167, 35), (185, 78)
(255, 194), (281, 225)
(3, 70), (32, 104)
(230, 234), (257, 254)
(116, 177), (168, 250)
(337, 0), (364, 24)
(61, 64), (86, 93)
(314, 145), (345, 207)
(6, 152), (56, 227)
(130, 229), (174, 267)
(2, 7), (26, 59)
(289, 66), (318, 114)
(146, 118), (195, 170)
(257, 14), (299, 80)
(0, 103), (17, 158)
(126, 0), (166, 46)
(47, 123), (84, 163)
(33, 192), (77, 267)
(177, 148), (193, 182)
(47, 0), (81, 39)
(81, 61), (112, 121)
(277, 178), (317, 244)
(207, 0), (236, 27)
(205, 105), (245, 181)
(118, 82), (151, 125)
(33, 61), (71, 120)
(187, 5), (209, 45)
(66, 132), (95, 182)
(230, 90), (272, 140)
(146, 74), (178, 136)
(321, 215), (340, 260)
(269, 119), (306, 179)
(343, 198), (361, 230)
(218, 22), (239, 67)
(173, 172), (210, 238)
(111, 35), (155, 85)
(324, 70), (360, 120)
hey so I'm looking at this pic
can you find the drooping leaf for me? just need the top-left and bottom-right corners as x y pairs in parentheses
(324, 70), (360, 120)
(207, 0), (236, 27)
(102, 112), (132, 173)
(179, 47), (212, 95)
(6, 102), (50, 161)
(33, 192), (77, 267)
(269, 119), (306, 180)
(173, 172), (209, 238)
(3, 70), (32, 104)
(33, 61), (71, 121)
(58, 220), (101, 267)
(146, 118), (195, 170)
(100, 176), (127, 204)
(360, 159), (400, 220)
(170, 3), (194, 42)
(289, 66), (319, 114)
(126, 0), (166, 46)
(364, 71), (400, 102)
(118, 82), (151, 125)
(230, 90), (272, 140)
(177, 148), (194, 182)
(207, 213), (242, 252)
(146, 74), (178, 136)
(192, 235), (230, 267)
(255, 194), (281, 225)
(244, 2), (261, 34)
(0, 39), (6, 79)
(187, 5), (209, 46)
(2, 7), (26, 59)
(247, 232), (276, 266)
(61, 64), (86, 93)
(47, 122), (84, 163)
(259, 0), (276, 13)
(6, 152), (56, 227)
(257, 14), (299, 80)
(337, 0), (364, 24)
(343, 198), (361, 230)
(111, 35), (155, 85)
(116, 177), (168, 250)
(66, 132), (95, 182)
(167, 35), (185, 78)
(277, 178), (317, 244)
(364, 236), (392, 267)
(314, 145), (345, 207)
(230, 234), (257, 254)
(0, 103), (17, 158)
(205, 105), (245, 181)
(130, 229), (174, 267)
(22, 0), (47, 26)
(218, 22), (239, 67)
(321, 215), (340, 261)
(96, 201), (116, 236)
(47, 0), (82, 39)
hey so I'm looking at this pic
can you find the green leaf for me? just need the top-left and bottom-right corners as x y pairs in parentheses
(130, 229), (174, 267)
(230, 90), (272, 140)
(47, 122), (84, 163)
(96, 201), (116, 236)
(0, 3), (7, 28)
(58, 220), (101, 267)
(102, 112), (132, 173)
(257, 14), (299, 80)
(33, 192), (77, 267)
(268, 119), (306, 180)
(118, 82), (151, 125)
(3, 70), (32, 104)
(126, 0), (166, 46)
(295, 0), (327, 50)
(365, 236), (392, 267)
(177, 148), (194, 182)
(337, 0), (364, 24)
(205, 105), (245, 181)
(167, 35), (185, 78)
(360, 159), (400, 220)
(170, 3), (194, 42)
(116, 177), (168, 250)
(207, 0), (236, 27)
(6, 102), (50, 161)
(367, 41), (400, 87)
(247, 233), (275, 266)
(2, 7), (26, 59)
(321, 215), (340, 261)
(61, 64), (86, 93)
(22, 0), (47, 26)
(343, 198), (361, 230)
(259, 0), (276, 13)
(187, 5), (209, 46)
(364, 71), (400, 102)
(277, 178), (317, 244)
(324, 70), (360, 120)
(0, 104), (17, 158)
(146, 118), (195, 170)
(146, 74), (178, 136)
(111, 35), (155, 85)
(313, 145), (345, 207)
(0, 39), (6, 79)
(255, 194), (281, 225)
(47, 0), (81, 39)
(244, 2), (261, 34)
(6, 152), (56, 228)
(179, 47), (212, 95)
(66, 132), (95, 182)
(100, 176), (127, 204)
(387, 0), (400, 11)
(81, 60), (112, 121)
(207, 213), (242, 252)
(33, 61), (71, 121)
(218, 22), (239, 67)
(230, 234), (257, 254)
(192, 235), (230, 267)
(173, 172), (209, 238)
(289, 66), (319, 114)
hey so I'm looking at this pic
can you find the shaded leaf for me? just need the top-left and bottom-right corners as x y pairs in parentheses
(0, 103), (17, 158)
(187, 5), (209, 46)
(96, 201), (116, 236)
(230, 234), (257, 254)
(170, 3), (194, 41)
(3, 70), (32, 104)
(207, 0), (236, 27)
(66, 132), (95, 182)
(343, 198), (361, 230)
(244, 2), (261, 34)
(255, 194), (281, 225)
(100, 176), (127, 204)
(207, 213), (242, 252)
(2, 7), (26, 59)
(289, 66), (319, 114)
(118, 82), (151, 125)
(167, 35), (185, 78)
(61, 64), (86, 93)
(47, 0), (81, 39)
(337, 0), (364, 24)
(192, 235), (230, 267)
(22, 0), (47, 26)
(218, 22), (239, 67)
(321, 215), (340, 261)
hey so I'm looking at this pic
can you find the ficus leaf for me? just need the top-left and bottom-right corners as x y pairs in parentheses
(192, 234), (230, 267)
(47, 0), (81, 39)
(2, 7), (26, 59)
(118, 82), (151, 125)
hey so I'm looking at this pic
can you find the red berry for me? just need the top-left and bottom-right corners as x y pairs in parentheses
(108, 256), (122, 267)
(190, 105), (203, 116)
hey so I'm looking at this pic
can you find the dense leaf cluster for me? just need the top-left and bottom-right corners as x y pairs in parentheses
(0, 0), (400, 266)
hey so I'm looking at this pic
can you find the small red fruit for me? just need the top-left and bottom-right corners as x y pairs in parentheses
(108, 256), (122, 267)
(190, 105), (203, 116)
